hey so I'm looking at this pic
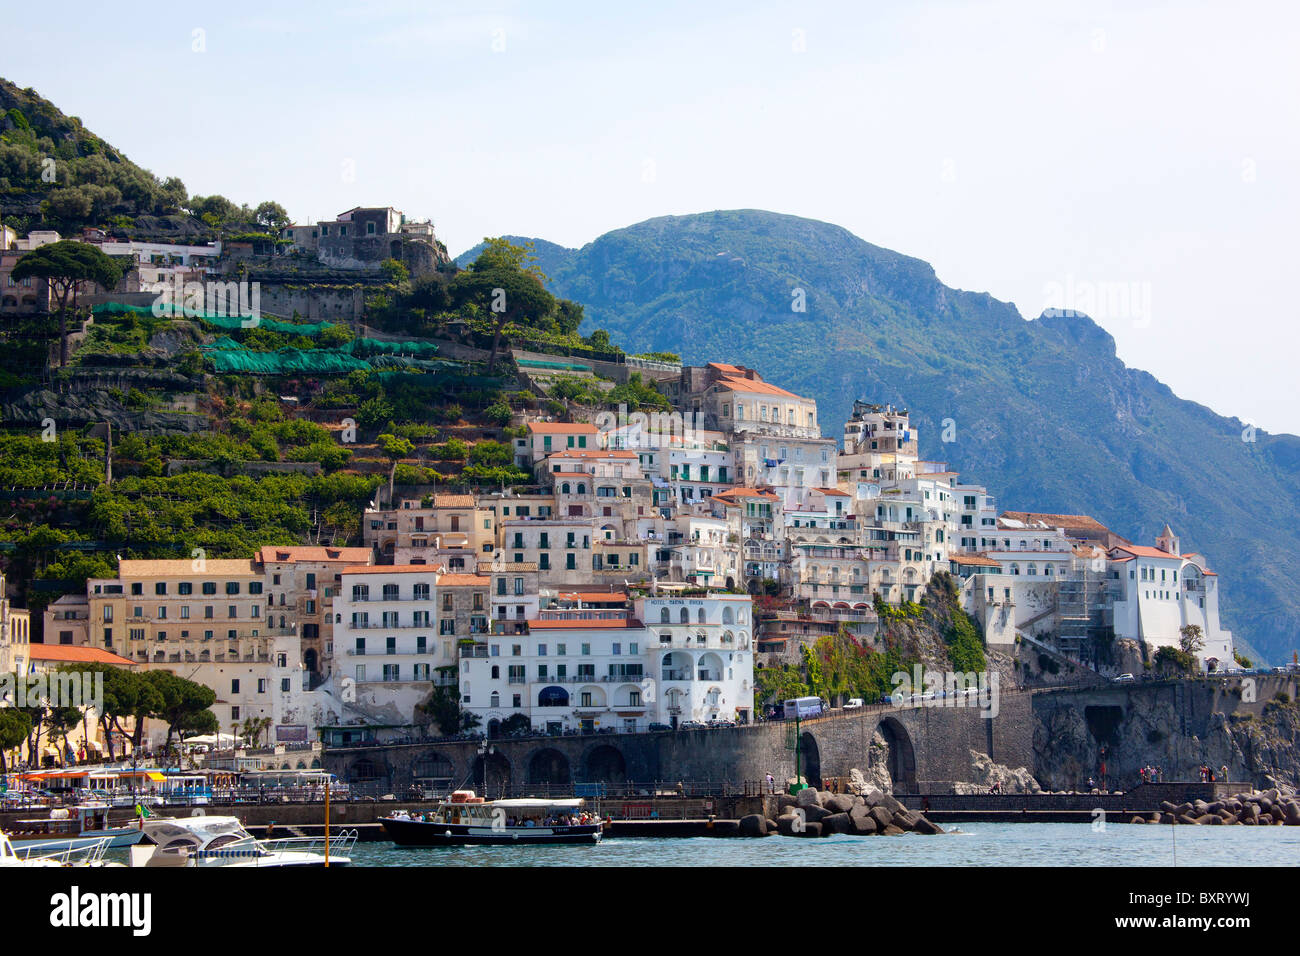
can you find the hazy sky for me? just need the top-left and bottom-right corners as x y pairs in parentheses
(6, 0), (1298, 434)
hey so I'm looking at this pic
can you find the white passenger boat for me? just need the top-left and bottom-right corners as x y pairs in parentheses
(7, 803), (146, 851)
(0, 830), (116, 867)
(380, 791), (605, 846)
(129, 816), (355, 867)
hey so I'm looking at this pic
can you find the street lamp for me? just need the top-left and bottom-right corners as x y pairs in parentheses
(477, 741), (495, 798)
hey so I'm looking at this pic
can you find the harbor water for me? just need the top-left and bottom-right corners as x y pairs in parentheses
(345, 822), (1300, 867)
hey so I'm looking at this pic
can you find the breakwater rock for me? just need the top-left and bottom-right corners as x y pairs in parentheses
(1127, 787), (1300, 826)
(764, 787), (945, 838)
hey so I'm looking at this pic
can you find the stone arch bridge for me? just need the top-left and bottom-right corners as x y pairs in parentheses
(325, 690), (1035, 795)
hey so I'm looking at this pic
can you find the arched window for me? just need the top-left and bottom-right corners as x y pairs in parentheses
(697, 608), (706, 624)
(1027, 563), (1038, 576)
(577, 484), (587, 495)
(660, 607), (671, 623)
(490, 692), (500, 708)
(491, 665), (500, 679)
(538, 686), (569, 707)
(722, 606), (734, 625)
(561, 483), (571, 494)
(679, 608), (689, 624)
(1011, 563), (1021, 576)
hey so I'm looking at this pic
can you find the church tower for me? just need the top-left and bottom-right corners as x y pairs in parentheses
(1156, 523), (1180, 556)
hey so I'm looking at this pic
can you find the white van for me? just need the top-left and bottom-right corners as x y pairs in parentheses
(844, 698), (864, 709)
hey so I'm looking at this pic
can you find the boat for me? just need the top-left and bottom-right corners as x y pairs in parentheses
(0, 830), (116, 868)
(7, 803), (146, 851)
(380, 791), (605, 846)
(128, 815), (356, 867)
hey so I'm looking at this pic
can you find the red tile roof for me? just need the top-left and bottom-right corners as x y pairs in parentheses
(527, 422), (599, 434)
(1000, 511), (1111, 533)
(340, 564), (440, 575)
(1112, 545), (1182, 560)
(545, 449), (637, 460)
(716, 375), (802, 399)
(528, 619), (642, 629)
(27, 645), (136, 667)
(258, 546), (372, 564)
(950, 553), (1002, 567)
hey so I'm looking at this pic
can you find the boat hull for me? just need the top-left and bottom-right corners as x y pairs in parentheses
(381, 817), (602, 847)
(10, 828), (145, 851)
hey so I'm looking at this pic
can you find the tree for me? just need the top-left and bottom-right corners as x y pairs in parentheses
(379, 257), (409, 286)
(0, 709), (32, 773)
(378, 432), (415, 503)
(12, 240), (124, 367)
(253, 201), (290, 232)
(450, 238), (557, 372)
(1179, 624), (1205, 657)
(145, 670), (217, 757)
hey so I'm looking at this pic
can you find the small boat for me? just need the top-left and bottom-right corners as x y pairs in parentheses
(128, 816), (355, 868)
(381, 791), (605, 846)
(0, 830), (116, 868)
(7, 803), (146, 852)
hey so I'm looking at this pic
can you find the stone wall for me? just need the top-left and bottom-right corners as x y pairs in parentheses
(325, 693), (1038, 795)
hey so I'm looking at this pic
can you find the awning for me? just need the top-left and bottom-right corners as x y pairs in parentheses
(146, 772), (166, 782)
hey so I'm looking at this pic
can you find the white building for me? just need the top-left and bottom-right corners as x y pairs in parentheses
(460, 590), (754, 733)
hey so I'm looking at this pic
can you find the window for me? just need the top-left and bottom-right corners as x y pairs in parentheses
(225, 582), (240, 595)
(258, 679), (268, 694)
(353, 584), (370, 602)
(231, 707), (240, 721)
(281, 678), (292, 693)
(231, 679), (240, 694)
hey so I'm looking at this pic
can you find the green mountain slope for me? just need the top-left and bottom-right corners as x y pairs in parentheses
(460, 210), (1300, 664)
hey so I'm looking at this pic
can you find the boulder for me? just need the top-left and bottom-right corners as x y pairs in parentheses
(893, 809), (922, 831)
(827, 793), (855, 814)
(795, 787), (821, 809)
(850, 810), (878, 836)
(1161, 812), (1177, 824)
(869, 806), (894, 829)
(1159, 801), (1178, 813)
(799, 821), (823, 838)
(776, 813), (800, 836)
(823, 812), (853, 835)
(1192, 813), (1217, 825)
(800, 806), (832, 827)
(712, 820), (740, 837)
(913, 816), (944, 835)
(880, 824), (905, 836)
(767, 818), (780, 833)
(1129, 815), (1148, 825)
(776, 794), (798, 812)
(739, 814), (768, 838)
(1177, 813), (1201, 825)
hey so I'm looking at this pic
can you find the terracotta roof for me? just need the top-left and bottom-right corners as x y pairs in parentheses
(257, 546), (372, 564)
(528, 619), (642, 629)
(950, 553), (1002, 567)
(545, 449), (637, 460)
(527, 422), (599, 434)
(711, 488), (778, 501)
(556, 591), (628, 604)
(715, 375), (802, 399)
(340, 564), (440, 575)
(1111, 545), (1182, 560)
(496, 562), (538, 571)
(119, 559), (257, 577)
(999, 511), (1111, 533)
(27, 645), (136, 667)
(813, 487), (850, 496)
(432, 494), (476, 508)
(437, 574), (491, 587)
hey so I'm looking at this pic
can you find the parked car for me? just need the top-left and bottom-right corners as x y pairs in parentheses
(1113, 673), (1136, 683)
(648, 722), (672, 732)
(844, 698), (864, 709)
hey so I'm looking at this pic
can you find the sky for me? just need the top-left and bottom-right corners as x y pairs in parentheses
(5, 0), (1298, 434)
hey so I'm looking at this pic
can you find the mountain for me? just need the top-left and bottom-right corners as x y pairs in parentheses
(459, 210), (1300, 664)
